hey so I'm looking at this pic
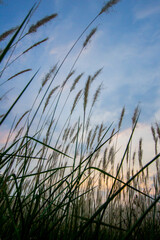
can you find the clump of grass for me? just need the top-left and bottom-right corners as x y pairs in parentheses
(0, 1), (160, 240)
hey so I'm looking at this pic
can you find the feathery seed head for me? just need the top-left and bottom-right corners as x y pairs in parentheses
(71, 89), (82, 114)
(62, 70), (75, 88)
(28, 13), (58, 33)
(43, 85), (59, 113)
(103, 147), (108, 170)
(132, 105), (139, 126)
(118, 106), (125, 129)
(83, 27), (97, 48)
(99, 0), (120, 15)
(13, 110), (30, 131)
(90, 125), (99, 148)
(92, 83), (102, 108)
(108, 146), (114, 165)
(98, 123), (104, 142)
(41, 64), (57, 90)
(109, 128), (115, 144)
(156, 123), (160, 140)
(70, 73), (84, 92)
(23, 38), (48, 54)
(8, 69), (32, 81)
(91, 68), (103, 83)
(138, 138), (143, 168)
(0, 26), (19, 42)
(87, 129), (92, 150)
(84, 76), (91, 113)
(151, 125), (156, 142)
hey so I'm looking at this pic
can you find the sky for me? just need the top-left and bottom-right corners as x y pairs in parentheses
(0, 0), (160, 178)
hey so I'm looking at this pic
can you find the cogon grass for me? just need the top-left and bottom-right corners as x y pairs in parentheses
(0, 1), (160, 240)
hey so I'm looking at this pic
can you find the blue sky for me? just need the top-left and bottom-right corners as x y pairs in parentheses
(0, 0), (160, 174)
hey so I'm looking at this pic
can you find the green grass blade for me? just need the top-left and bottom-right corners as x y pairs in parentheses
(0, 70), (39, 126)
(7, 166), (71, 181)
(26, 136), (73, 159)
(88, 166), (155, 201)
(0, 4), (36, 63)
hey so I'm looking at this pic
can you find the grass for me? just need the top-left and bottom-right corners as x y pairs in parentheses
(0, 1), (160, 239)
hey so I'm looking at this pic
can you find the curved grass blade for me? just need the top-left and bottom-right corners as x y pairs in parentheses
(88, 166), (155, 201)
(7, 166), (71, 181)
(26, 136), (73, 159)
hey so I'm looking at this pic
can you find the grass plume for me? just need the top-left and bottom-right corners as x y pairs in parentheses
(0, 26), (19, 42)
(28, 13), (58, 33)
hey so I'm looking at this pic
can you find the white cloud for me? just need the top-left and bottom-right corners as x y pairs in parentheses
(114, 123), (157, 175)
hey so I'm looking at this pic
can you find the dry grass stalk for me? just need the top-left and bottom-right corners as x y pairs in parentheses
(103, 147), (108, 171)
(138, 138), (143, 168)
(132, 105), (139, 126)
(71, 124), (82, 143)
(156, 122), (160, 140)
(93, 148), (101, 162)
(132, 151), (136, 167)
(91, 84), (102, 108)
(41, 64), (57, 89)
(64, 143), (70, 155)
(109, 128), (115, 144)
(90, 125), (99, 148)
(63, 127), (71, 142)
(126, 147), (129, 164)
(62, 70), (75, 88)
(70, 73), (83, 92)
(0, 26), (18, 42)
(13, 110), (30, 131)
(87, 129), (92, 150)
(70, 89), (82, 114)
(99, 0), (120, 15)
(151, 125), (156, 142)
(98, 123), (104, 142)
(13, 127), (24, 142)
(108, 146), (114, 166)
(84, 76), (91, 113)
(7, 69), (32, 81)
(69, 122), (78, 138)
(91, 68), (103, 83)
(28, 13), (58, 33)
(86, 115), (91, 131)
(151, 125), (158, 154)
(45, 119), (55, 143)
(83, 27), (97, 48)
(43, 85), (59, 113)
(23, 38), (48, 54)
(118, 106), (125, 129)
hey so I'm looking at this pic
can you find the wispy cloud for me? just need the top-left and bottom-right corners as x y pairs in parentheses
(134, 4), (160, 20)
